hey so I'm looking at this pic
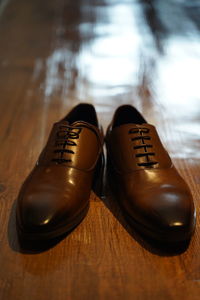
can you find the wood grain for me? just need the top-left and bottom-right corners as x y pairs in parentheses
(0, 0), (200, 299)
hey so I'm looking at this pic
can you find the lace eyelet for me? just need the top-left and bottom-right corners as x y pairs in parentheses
(52, 125), (81, 164)
(129, 127), (158, 167)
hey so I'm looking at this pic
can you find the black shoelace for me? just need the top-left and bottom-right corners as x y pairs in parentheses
(52, 125), (81, 164)
(129, 127), (158, 167)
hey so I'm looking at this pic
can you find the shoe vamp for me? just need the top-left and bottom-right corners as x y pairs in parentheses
(18, 165), (92, 223)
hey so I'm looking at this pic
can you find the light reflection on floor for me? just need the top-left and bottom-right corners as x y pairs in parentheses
(40, 0), (200, 159)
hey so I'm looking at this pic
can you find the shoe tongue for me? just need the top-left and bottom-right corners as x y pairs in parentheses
(59, 120), (99, 133)
(115, 123), (155, 131)
(71, 120), (91, 127)
(60, 120), (90, 127)
(70, 120), (99, 133)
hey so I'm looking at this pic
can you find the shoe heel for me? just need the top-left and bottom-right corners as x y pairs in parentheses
(92, 152), (105, 198)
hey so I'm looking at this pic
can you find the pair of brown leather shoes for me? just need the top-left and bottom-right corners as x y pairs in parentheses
(16, 103), (196, 243)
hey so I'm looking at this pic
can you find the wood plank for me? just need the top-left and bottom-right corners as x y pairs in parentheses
(0, 0), (200, 299)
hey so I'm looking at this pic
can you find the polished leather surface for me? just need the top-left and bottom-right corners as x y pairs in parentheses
(17, 104), (103, 239)
(106, 105), (196, 242)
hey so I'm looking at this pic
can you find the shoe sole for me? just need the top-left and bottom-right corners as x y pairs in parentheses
(123, 208), (195, 243)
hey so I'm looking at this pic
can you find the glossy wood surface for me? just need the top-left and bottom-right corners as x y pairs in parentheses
(0, 0), (200, 299)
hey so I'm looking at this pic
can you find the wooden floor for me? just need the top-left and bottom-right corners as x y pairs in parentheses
(0, 0), (200, 299)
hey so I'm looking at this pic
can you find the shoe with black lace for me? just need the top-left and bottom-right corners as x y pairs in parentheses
(106, 105), (196, 243)
(16, 103), (104, 241)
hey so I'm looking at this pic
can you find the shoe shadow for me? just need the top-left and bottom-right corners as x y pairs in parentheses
(7, 199), (73, 254)
(102, 173), (190, 257)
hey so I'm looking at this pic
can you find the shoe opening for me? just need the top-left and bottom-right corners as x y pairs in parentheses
(64, 103), (98, 126)
(113, 105), (146, 128)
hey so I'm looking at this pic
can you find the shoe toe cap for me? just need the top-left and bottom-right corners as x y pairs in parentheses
(18, 190), (78, 231)
(17, 192), (59, 232)
(125, 186), (195, 242)
(151, 190), (195, 242)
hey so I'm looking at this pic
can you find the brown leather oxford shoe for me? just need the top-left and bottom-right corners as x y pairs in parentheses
(17, 103), (104, 240)
(106, 105), (196, 243)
